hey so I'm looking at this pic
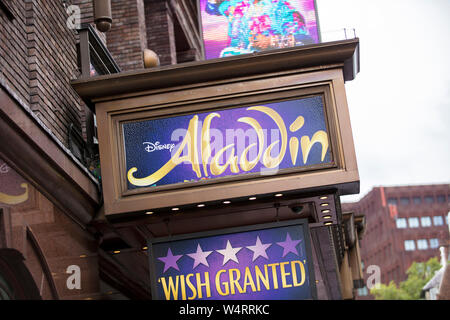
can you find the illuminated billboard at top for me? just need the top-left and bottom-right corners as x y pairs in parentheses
(199, 0), (321, 59)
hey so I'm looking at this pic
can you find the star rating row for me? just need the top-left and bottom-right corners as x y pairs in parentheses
(157, 233), (302, 273)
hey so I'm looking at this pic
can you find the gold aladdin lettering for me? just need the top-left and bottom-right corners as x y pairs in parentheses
(127, 106), (329, 187)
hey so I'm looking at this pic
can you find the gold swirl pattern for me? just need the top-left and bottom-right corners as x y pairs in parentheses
(0, 183), (29, 205)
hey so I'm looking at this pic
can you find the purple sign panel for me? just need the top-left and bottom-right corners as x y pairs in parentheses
(123, 95), (331, 191)
(199, 0), (320, 59)
(148, 220), (316, 300)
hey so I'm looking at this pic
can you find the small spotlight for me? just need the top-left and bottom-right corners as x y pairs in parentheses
(323, 215), (332, 219)
(290, 205), (304, 214)
(223, 200), (231, 204)
(275, 193), (283, 197)
(249, 197), (256, 200)
(171, 207), (179, 211)
(324, 221), (333, 226)
(320, 203), (329, 207)
(145, 211), (154, 215)
(197, 204), (205, 208)
(79, 254), (87, 258)
(142, 246), (148, 250)
(321, 209), (331, 213)
(319, 196), (328, 200)
(113, 250), (120, 254)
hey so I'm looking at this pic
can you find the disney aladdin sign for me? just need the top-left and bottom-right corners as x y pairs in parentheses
(123, 95), (331, 190)
(148, 220), (316, 300)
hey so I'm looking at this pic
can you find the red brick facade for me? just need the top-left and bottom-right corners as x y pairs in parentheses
(107, 0), (202, 70)
(1, 0), (201, 151)
(342, 184), (450, 297)
(107, 0), (147, 71)
(144, 0), (177, 66)
(1, 1), (30, 107)
(0, 1), (86, 146)
(0, 0), (202, 300)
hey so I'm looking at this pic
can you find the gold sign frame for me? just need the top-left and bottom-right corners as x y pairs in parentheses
(94, 67), (358, 216)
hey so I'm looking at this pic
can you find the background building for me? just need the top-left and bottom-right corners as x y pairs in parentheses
(342, 184), (450, 299)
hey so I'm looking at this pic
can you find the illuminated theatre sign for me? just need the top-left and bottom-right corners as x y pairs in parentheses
(199, 0), (321, 59)
(124, 95), (330, 190)
(148, 220), (316, 300)
(75, 39), (360, 215)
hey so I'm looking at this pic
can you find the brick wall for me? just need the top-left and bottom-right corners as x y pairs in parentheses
(0, 1), (31, 106)
(73, 0), (107, 42)
(74, 0), (94, 25)
(144, 0), (177, 66)
(0, 0), (86, 148)
(104, 0), (202, 70)
(1, 0), (203, 150)
(107, 0), (147, 71)
(27, 0), (84, 145)
(0, 1), (105, 299)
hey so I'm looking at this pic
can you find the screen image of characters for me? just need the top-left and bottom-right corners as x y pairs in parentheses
(205, 0), (315, 57)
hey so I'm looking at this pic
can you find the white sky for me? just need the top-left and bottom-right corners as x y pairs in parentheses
(315, 0), (450, 202)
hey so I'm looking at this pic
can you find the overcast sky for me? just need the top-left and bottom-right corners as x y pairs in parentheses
(315, 0), (450, 202)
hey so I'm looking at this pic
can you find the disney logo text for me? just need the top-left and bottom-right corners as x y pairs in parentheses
(143, 141), (175, 153)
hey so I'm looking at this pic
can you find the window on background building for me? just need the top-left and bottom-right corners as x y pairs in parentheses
(413, 196), (422, 204)
(429, 238), (439, 249)
(357, 286), (369, 296)
(387, 198), (398, 205)
(396, 218), (407, 229)
(420, 216), (432, 227)
(437, 195), (446, 203)
(446, 215), (449, 225)
(400, 197), (410, 205)
(408, 217), (419, 228)
(417, 239), (428, 250)
(424, 196), (434, 204)
(433, 216), (444, 226)
(404, 240), (415, 251)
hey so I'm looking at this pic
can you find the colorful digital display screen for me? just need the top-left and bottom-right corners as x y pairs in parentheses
(122, 95), (331, 190)
(199, 0), (320, 59)
(148, 220), (315, 300)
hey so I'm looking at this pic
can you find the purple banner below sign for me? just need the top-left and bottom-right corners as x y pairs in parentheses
(149, 220), (316, 300)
